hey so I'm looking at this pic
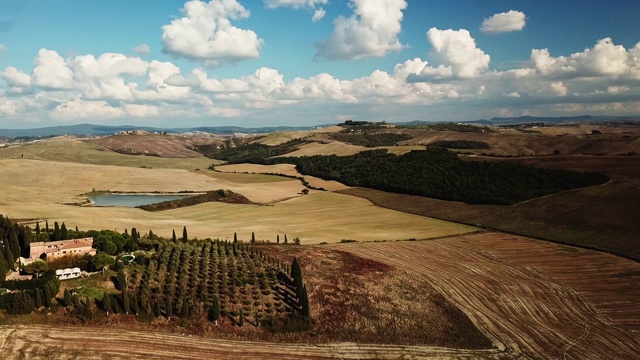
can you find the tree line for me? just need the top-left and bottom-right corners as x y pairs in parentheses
(269, 148), (609, 205)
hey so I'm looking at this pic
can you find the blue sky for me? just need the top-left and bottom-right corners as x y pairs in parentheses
(0, 0), (639, 128)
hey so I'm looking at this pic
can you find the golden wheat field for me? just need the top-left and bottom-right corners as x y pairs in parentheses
(0, 157), (475, 244)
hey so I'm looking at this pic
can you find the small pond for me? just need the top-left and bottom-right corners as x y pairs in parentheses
(89, 194), (193, 207)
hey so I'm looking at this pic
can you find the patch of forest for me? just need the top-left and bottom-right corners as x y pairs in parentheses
(430, 140), (490, 149)
(270, 148), (609, 205)
(195, 139), (305, 163)
(138, 190), (257, 211)
(328, 132), (412, 147)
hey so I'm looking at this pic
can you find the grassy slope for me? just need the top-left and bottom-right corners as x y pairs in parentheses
(0, 137), (218, 170)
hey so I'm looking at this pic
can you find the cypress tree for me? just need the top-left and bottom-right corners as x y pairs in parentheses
(251, 232), (255, 243)
(277, 235), (280, 244)
(64, 288), (72, 307)
(291, 257), (302, 280)
(238, 308), (244, 326)
(111, 295), (120, 314)
(131, 228), (138, 243)
(301, 285), (310, 318)
(155, 298), (162, 317)
(3, 243), (13, 270)
(102, 292), (112, 315)
(123, 292), (130, 315)
(182, 226), (188, 242)
(233, 232), (238, 243)
(21, 226), (33, 258)
(132, 293), (140, 315)
(166, 296), (173, 319)
(9, 228), (20, 262)
(44, 286), (52, 308)
(209, 295), (220, 325)
(35, 222), (40, 235)
(45, 221), (49, 233)
(35, 288), (43, 308)
(53, 222), (61, 241)
(0, 255), (6, 283)
(60, 223), (68, 240)
(75, 226), (78, 232)
(181, 299), (190, 318)
(284, 234), (288, 244)
(172, 229), (177, 242)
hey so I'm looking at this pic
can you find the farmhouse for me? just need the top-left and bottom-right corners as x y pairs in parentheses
(55, 267), (82, 280)
(26, 238), (96, 264)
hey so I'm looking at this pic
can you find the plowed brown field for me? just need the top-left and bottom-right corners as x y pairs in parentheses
(0, 325), (507, 359)
(338, 233), (640, 359)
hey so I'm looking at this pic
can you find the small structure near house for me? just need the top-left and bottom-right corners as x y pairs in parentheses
(24, 238), (96, 265)
(55, 267), (82, 280)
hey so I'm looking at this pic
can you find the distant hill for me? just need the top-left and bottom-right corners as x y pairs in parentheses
(464, 115), (640, 125)
(0, 123), (321, 138)
(401, 115), (640, 126)
(2, 115), (639, 139)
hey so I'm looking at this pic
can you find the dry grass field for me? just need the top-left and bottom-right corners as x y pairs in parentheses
(387, 126), (640, 156)
(0, 158), (475, 244)
(277, 141), (424, 157)
(0, 137), (217, 170)
(215, 163), (350, 191)
(338, 233), (640, 359)
(87, 133), (216, 158)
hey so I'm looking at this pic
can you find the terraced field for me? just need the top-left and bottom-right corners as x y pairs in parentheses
(338, 233), (640, 359)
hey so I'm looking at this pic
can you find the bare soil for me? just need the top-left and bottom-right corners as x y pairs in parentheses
(338, 234), (640, 359)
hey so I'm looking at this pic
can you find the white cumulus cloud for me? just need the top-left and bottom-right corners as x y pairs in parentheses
(315, 0), (407, 60)
(532, 38), (637, 78)
(161, 0), (263, 67)
(132, 44), (151, 55)
(33, 49), (75, 90)
(407, 28), (490, 81)
(264, 0), (327, 9)
(550, 81), (567, 96)
(481, 10), (526, 34)
(312, 8), (326, 22)
(1, 67), (31, 87)
(51, 99), (124, 120)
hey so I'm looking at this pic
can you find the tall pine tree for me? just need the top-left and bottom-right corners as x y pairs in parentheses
(209, 295), (220, 325)
(53, 222), (61, 241)
(60, 223), (68, 240)
(0, 254), (7, 284)
(102, 293), (112, 315)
